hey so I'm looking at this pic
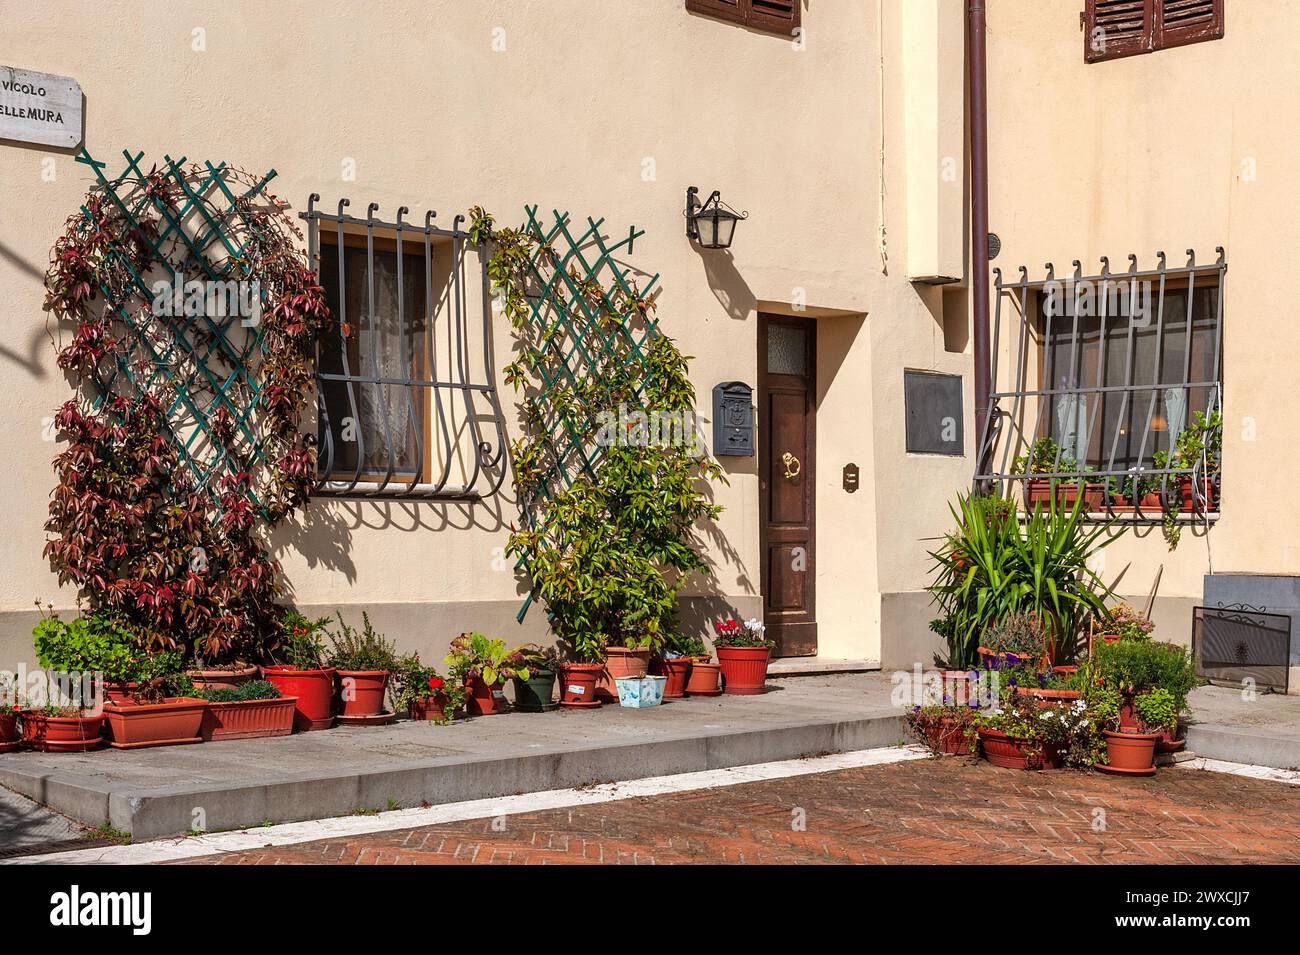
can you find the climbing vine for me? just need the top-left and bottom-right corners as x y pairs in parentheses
(470, 206), (724, 661)
(42, 153), (329, 662)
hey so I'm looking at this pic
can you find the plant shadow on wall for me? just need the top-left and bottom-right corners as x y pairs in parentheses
(41, 149), (328, 664)
(472, 205), (735, 661)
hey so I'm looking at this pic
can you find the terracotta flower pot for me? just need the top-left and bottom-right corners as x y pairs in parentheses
(685, 659), (722, 696)
(1025, 478), (1102, 511)
(559, 663), (603, 707)
(928, 717), (975, 756)
(977, 727), (1061, 770)
(103, 681), (140, 705)
(1155, 722), (1187, 753)
(0, 710), (20, 753)
(650, 658), (692, 698)
(201, 696), (297, 741)
(103, 697), (206, 748)
(716, 645), (771, 695)
(262, 666), (336, 731)
(20, 711), (103, 752)
(335, 669), (389, 717)
(933, 668), (979, 706)
(407, 694), (463, 721)
(1177, 474), (1215, 511)
(1015, 686), (1082, 705)
(465, 675), (508, 716)
(1099, 729), (1159, 773)
(186, 665), (259, 693)
(596, 647), (651, 701)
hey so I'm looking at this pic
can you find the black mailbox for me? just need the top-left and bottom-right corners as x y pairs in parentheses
(712, 381), (754, 456)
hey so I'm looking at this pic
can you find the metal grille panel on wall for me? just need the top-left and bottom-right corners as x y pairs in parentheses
(1192, 605), (1291, 693)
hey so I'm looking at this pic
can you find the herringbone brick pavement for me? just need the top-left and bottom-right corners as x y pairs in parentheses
(173, 759), (1300, 865)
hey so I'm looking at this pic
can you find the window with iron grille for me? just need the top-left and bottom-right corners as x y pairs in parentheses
(975, 250), (1225, 521)
(685, 0), (801, 36)
(302, 197), (508, 500)
(1083, 0), (1224, 63)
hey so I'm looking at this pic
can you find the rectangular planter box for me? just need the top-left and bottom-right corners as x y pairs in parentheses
(200, 696), (298, 741)
(103, 697), (206, 749)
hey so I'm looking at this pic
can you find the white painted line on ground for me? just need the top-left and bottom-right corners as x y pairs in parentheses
(1178, 756), (1300, 786)
(6, 745), (931, 866)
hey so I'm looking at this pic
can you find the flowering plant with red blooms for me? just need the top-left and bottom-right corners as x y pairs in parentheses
(41, 159), (329, 664)
(394, 653), (465, 724)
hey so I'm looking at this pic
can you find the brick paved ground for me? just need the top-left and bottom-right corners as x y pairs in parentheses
(174, 759), (1300, 865)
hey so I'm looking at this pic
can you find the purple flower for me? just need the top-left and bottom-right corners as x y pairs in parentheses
(1008, 676), (1018, 687)
(1037, 672), (1048, 687)
(1005, 652), (1021, 665)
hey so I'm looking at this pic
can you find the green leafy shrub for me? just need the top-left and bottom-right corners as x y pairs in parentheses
(202, 679), (282, 703)
(273, 609), (330, 669)
(33, 610), (142, 683)
(927, 492), (1119, 668)
(1135, 687), (1178, 730)
(444, 632), (530, 688)
(327, 612), (398, 671)
(391, 653), (465, 724)
(1090, 639), (1196, 711)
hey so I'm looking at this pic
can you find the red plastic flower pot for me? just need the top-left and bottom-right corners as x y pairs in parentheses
(201, 696), (298, 741)
(465, 676), (507, 716)
(1178, 475), (1215, 511)
(650, 658), (692, 698)
(103, 697), (206, 749)
(0, 710), (19, 753)
(1100, 729), (1159, 773)
(335, 670), (389, 717)
(716, 645), (771, 695)
(1155, 723), (1186, 753)
(262, 666), (336, 731)
(977, 728), (1062, 770)
(934, 669), (978, 706)
(684, 659), (721, 696)
(102, 681), (140, 705)
(596, 647), (650, 701)
(20, 711), (103, 752)
(559, 663), (603, 707)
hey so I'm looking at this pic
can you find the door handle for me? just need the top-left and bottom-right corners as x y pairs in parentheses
(781, 451), (801, 480)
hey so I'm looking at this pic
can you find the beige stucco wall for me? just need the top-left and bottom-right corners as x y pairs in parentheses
(983, 0), (1300, 614)
(3, 0), (978, 668)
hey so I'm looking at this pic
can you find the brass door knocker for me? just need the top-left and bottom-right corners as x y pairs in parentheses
(781, 451), (801, 480)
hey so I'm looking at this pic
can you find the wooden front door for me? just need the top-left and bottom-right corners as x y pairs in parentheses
(759, 314), (817, 657)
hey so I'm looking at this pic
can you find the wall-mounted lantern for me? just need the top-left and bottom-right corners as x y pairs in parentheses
(685, 186), (747, 250)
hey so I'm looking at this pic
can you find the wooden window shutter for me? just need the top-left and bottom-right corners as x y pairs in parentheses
(1154, 0), (1224, 50)
(686, 0), (801, 36)
(746, 0), (801, 35)
(1083, 0), (1155, 62)
(685, 0), (746, 27)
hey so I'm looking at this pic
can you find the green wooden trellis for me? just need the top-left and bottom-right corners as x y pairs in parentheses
(70, 147), (282, 509)
(512, 206), (663, 621)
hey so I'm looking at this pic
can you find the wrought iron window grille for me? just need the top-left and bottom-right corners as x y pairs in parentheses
(975, 248), (1225, 522)
(302, 196), (508, 500)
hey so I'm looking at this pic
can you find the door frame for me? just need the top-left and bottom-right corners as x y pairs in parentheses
(757, 312), (817, 657)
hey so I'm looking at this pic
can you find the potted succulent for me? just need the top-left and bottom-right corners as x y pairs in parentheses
(99, 650), (208, 749)
(393, 653), (466, 724)
(714, 617), (774, 695)
(445, 632), (531, 716)
(327, 612), (398, 723)
(262, 609), (336, 731)
(198, 679), (296, 741)
(906, 703), (978, 756)
(506, 644), (560, 712)
(676, 637), (721, 696)
(1012, 437), (1102, 511)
